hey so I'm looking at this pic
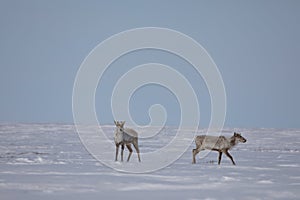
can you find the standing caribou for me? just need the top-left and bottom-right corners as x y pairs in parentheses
(114, 121), (141, 162)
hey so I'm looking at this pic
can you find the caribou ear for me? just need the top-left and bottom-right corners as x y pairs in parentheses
(234, 132), (237, 136)
(114, 120), (117, 125)
(121, 121), (125, 126)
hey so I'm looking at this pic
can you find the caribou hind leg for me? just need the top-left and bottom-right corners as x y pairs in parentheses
(126, 144), (133, 162)
(133, 141), (141, 162)
(192, 148), (201, 164)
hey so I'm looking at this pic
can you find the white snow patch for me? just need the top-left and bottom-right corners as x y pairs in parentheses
(278, 164), (299, 167)
(0, 124), (299, 199)
(222, 176), (238, 182)
(257, 180), (273, 184)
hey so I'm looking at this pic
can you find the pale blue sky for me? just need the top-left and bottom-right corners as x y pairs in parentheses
(0, 0), (299, 128)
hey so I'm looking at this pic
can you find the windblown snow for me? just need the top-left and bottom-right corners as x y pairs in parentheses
(0, 124), (299, 199)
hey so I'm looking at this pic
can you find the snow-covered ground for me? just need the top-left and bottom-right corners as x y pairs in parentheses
(0, 124), (299, 200)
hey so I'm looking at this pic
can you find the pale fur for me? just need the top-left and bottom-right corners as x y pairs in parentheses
(115, 128), (138, 144)
(114, 121), (141, 162)
(192, 132), (246, 165)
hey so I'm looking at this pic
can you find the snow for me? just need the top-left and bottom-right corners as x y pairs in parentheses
(0, 124), (299, 199)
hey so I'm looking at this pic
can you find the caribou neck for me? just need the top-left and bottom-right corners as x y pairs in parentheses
(229, 136), (237, 147)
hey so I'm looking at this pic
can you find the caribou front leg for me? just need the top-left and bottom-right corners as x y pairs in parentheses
(121, 144), (125, 162)
(115, 144), (119, 161)
(225, 150), (236, 165)
(218, 151), (223, 165)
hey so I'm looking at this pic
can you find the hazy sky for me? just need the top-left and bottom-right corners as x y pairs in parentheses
(0, 0), (299, 128)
